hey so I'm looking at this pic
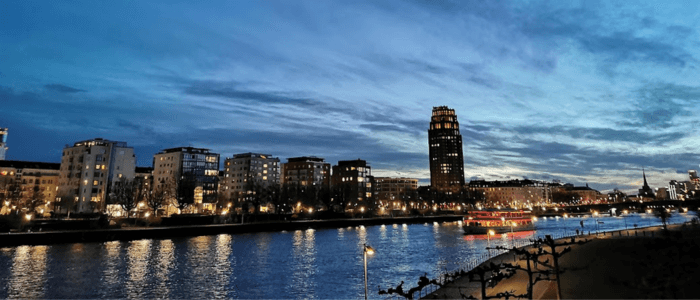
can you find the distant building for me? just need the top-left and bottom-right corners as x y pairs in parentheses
(0, 128), (7, 160)
(668, 180), (698, 200)
(655, 187), (669, 200)
(222, 153), (280, 206)
(373, 177), (418, 209)
(689, 170), (699, 189)
(58, 138), (136, 213)
(281, 156), (331, 187)
(468, 179), (551, 208)
(331, 159), (373, 210)
(153, 147), (220, 214)
(638, 169), (655, 200)
(428, 106), (465, 194)
(0, 160), (60, 215)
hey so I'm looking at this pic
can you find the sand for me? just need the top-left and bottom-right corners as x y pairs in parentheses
(423, 223), (700, 299)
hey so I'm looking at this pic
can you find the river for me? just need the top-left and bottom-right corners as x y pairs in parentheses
(0, 212), (693, 299)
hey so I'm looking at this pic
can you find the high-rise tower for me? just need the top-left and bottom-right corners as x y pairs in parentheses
(428, 106), (465, 194)
(0, 128), (7, 160)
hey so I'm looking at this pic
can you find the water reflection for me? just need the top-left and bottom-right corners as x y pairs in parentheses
(102, 241), (122, 296)
(126, 239), (151, 298)
(290, 229), (317, 298)
(8, 245), (47, 299)
(152, 240), (174, 298)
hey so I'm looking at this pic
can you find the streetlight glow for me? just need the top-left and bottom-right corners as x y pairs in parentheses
(363, 244), (376, 300)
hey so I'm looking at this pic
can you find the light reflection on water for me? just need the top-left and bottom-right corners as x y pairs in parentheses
(0, 213), (691, 299)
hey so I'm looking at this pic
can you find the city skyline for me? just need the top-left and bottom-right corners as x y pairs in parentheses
(2, 1), (700, 193)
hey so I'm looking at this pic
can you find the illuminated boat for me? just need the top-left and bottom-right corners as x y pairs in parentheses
(463, 209), (535, 234)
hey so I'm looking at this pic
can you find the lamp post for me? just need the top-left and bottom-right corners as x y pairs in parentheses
(364, 244), (375, 300)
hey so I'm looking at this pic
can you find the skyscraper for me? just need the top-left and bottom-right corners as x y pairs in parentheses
(428, 106), (465, 194)
(0, 128), (7, 160)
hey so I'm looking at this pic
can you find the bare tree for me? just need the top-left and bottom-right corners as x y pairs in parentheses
(27, 185), (46, 214)
(57, 190), (77, 218)
(147, 179), (174, 217)
(112, 178), (138, 217)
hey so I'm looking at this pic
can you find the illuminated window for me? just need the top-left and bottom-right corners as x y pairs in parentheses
(93, 180), (98, 185)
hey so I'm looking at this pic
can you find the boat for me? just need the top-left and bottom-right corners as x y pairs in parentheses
(463, 209), (535, 234)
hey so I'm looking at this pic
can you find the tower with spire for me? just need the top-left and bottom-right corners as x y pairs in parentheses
(638, 168), (655, 199)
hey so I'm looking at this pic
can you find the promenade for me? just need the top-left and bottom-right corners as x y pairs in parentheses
(423, 223), (700, 299)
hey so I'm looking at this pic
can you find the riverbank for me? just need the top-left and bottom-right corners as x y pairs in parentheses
(424, 223), (700, 299)
(0, 215), (462, 247)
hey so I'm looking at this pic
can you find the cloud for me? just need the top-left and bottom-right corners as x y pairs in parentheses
(183, 81), (318, 106)
(44, 84), (86, 93)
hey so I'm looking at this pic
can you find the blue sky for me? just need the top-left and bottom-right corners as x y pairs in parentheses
(2, 1), (700, 193)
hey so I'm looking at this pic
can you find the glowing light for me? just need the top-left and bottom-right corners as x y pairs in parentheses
(360, 207), (365, 213)
(488, 230), (495, 236)
(25, 214), (32, 221)
(308, 208), (313, 214)
(145, 212), (150, 217)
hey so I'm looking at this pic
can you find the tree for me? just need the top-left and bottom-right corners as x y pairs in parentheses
(27, 185), (46, 214)
(57, 190), (77, 218)
(147, 179), (174, 217)
(174, 173), (197, 213)
(112, 178), (138, 217)
(655, 207), (670, 231)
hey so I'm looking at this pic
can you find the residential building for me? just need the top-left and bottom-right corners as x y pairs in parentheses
(428, 106), (465, 194)
(331, 159), (374, 210)
(0, 160), (60, 215)
(222, 153), (280, 206)
(58, 138), (135, 213)
(373, 177), (418, 209)
(281, 156), (331, 187)
(153, 147), (220, 213)
(0, 128), (7, 160)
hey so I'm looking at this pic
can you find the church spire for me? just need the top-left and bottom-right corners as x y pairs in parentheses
(643, 168), (650, 188)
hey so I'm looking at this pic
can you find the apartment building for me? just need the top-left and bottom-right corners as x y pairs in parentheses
(58, 138), (135, 213)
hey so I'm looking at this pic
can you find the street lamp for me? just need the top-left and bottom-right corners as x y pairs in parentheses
(363, 244), (375, 300)
(487, 229), (495, 257)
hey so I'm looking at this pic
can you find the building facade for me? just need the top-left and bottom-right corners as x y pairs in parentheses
(153, 147), (220, 213)
(428, 106), (465, 194)
(222, 153), (280, 205)
(468, 179), (550, 208)
(0, 160), (60, 215)
(331, 159), (374, 210)
(58, 138), (136, 213)
(0, 128), (7, 160)
(281, 156), (331, 187)
(373, 177), (418, 209)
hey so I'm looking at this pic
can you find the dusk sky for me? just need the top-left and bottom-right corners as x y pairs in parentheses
(2, 1), (700, 193)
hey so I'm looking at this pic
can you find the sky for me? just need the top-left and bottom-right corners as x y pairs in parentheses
(2, 1), (700, 194)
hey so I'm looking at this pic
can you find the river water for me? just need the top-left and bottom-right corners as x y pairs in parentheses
(0, 212), (692, 299)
